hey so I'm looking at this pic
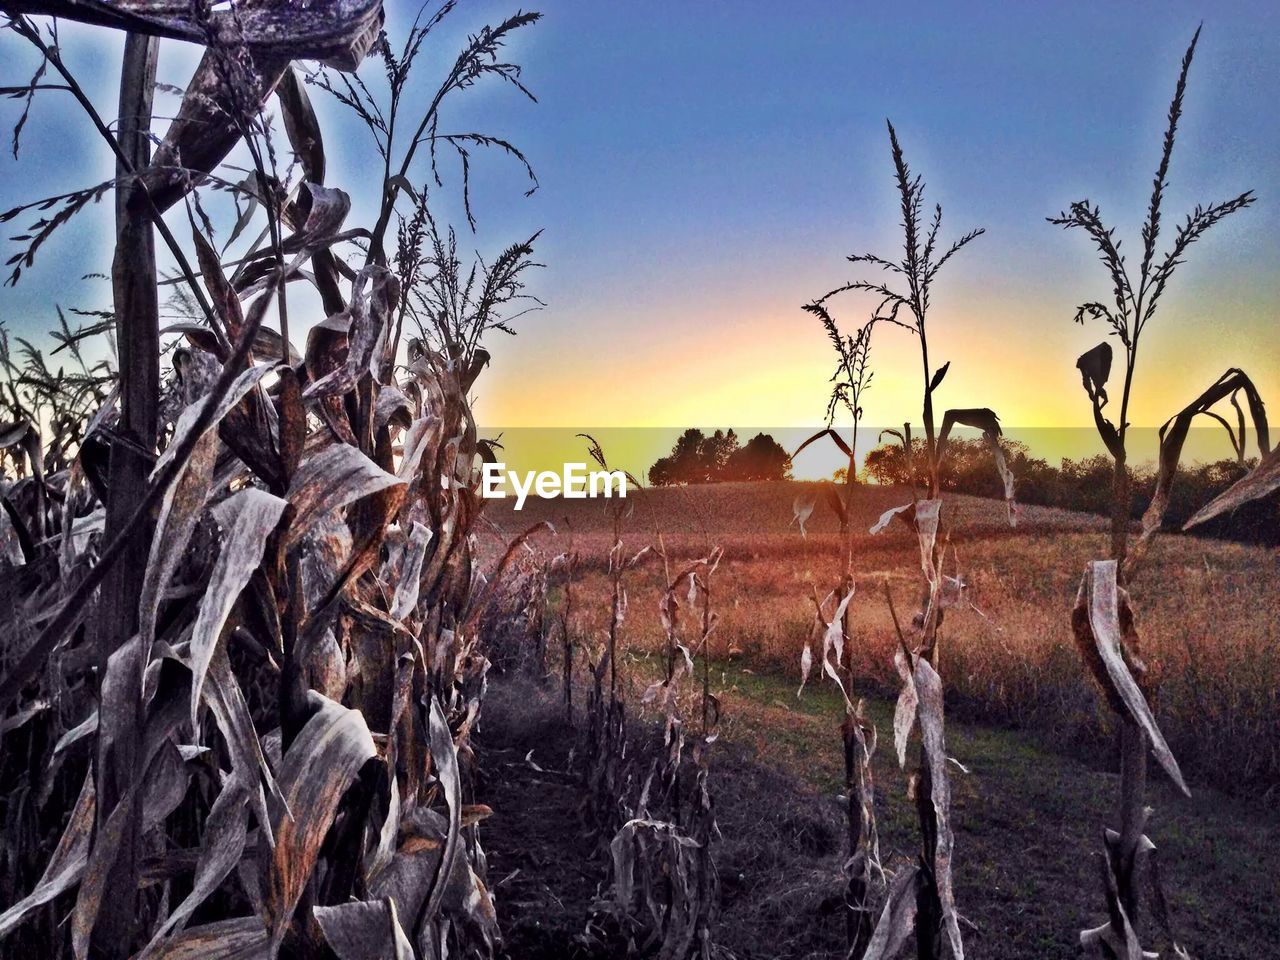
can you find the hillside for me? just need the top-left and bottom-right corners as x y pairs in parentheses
(485, 481), (1279, 795)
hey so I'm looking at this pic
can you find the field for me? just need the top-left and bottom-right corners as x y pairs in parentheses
(488, 480), (1280, 796)
(478, 480), (1280, 956)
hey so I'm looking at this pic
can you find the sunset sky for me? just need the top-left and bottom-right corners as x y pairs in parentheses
(1, 1), (1277, 477)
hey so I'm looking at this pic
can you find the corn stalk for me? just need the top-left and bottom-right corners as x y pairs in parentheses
(614, 548), (722, 959)
(794, 301), (881, 953)
(817, 121), (1013, 959)
(575, 436), (650, 838)
(0, 5), (544, 959)
(1051, 26), (1258, 958)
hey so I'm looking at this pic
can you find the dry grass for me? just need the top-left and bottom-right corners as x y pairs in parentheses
(489, 480), (1280, 795)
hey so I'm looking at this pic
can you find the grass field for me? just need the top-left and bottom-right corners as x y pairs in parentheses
(480, 479), (1280, 956)
(487, 480), (1280, 797)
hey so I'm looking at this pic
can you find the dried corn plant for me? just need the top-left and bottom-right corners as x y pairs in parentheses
(0, 4), (545, 959)
(813, 120), (1016, 959)
(795, 305), (877, 535)
(554, 522), (583, 725)
(795, 290), (882, 953)
(0, 318), (114, 480)
(575, 435), (651, 837)
(1050, 26), (1264, 957)
(474, 527), (557, 679)
(796, 580), (879, 953)
(608, 548), (723, 959)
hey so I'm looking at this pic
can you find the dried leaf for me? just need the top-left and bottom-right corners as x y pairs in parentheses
(139, 773), (252, 957)
(421, 695), (463, 926)
(929, 360), (950, 393)
(914, 656), (964, 960)
(203, 645), (281, 838)
(914, 498), (941, 585)
(1185, 443), (1280, 528)
(870, 501), (914, 535)
(283, 183), (354, 255)
(936, 409), (1017, 525)
(138, 425), (218, 648)
(266, 692), (377, 951)
(1077, 341), (1112, 406)
(792, 494), (816, 538)
(1129, 368), (1268, 573)
(73, 736), (191, 960)
(1073, 561), (1189, 796)
(6, 0), (385, 68)
(139, 916), (269, 960)
(152, 362), (273, 480)
(301, 266), (397, 402)
(285, 444), (404, 550)
(798, 643), (813, 697)
(792, 427), (851, 460)
(892, 644), (918, 769)
(192, 225), (243, 342)
(390, 521), (433, 620)
(314, 898), (414, 960)
(190, 489), (287, 733)
(276, 65), (326, 183)
(862, 864), (918, 960)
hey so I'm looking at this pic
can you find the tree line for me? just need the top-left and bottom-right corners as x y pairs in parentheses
(647, 431), (1273, 544)
(863, 437), (1276, 544)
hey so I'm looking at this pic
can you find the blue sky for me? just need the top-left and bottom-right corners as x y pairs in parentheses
(1, 0), (1277, 443)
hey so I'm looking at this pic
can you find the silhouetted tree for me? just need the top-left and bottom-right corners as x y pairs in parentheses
(726, 432), (792, 480)
(702, 428), (739, 478)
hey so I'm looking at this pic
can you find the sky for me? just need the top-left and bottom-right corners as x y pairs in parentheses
(1, 0), (1277, 477)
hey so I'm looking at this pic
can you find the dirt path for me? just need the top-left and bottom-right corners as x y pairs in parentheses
(478, 679), (607, 959)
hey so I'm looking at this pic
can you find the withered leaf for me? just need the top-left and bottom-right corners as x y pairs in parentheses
(1185, 443), (1280, 529)
(1077, 341), (1112, 406)
(1073, 561), (1189, 796)
(266, 692), (377, 952)
(870, 501), (914, 535)
(190, 489), (288, 733)
(421, 695), (463, 926)
(139, 772), (252, 958)
(914, 656), (964, 960)
(862, 864), (918, 960)
(1129, 368), (1268, 573)
(192, 224), (243, 343)
(390, 521), (432, 620)
(138, 425), (218, 648)
(314, 898), (414, 960)
(285, 444), (404, 551)
(892, 644), (918, 769)
(792, 427), (852, 460)
(137, 916), (270, 960)
(301, 266), (395, 403)
(792, 494), (816, 538)
(152, 362), (273, 480)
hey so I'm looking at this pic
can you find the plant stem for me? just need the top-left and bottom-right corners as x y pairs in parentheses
(90, 32), (159, 958)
